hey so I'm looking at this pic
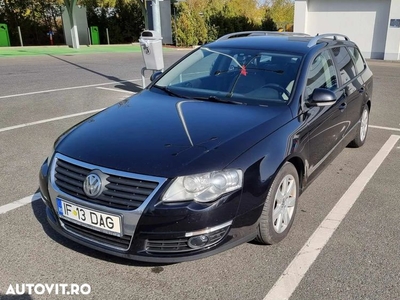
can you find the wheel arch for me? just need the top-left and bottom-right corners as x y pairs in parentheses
(286, 156), (305, 192)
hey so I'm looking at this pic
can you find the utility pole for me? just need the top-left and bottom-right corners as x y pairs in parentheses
(152, 0), (162, 35)
(64, 0), (80, 49)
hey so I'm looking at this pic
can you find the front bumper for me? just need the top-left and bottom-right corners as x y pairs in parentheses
(39, 154), (260, 263)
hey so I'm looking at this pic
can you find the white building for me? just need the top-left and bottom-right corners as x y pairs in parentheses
(294, 0), (400, 60)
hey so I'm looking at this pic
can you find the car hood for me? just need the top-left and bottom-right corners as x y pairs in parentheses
(56, 90), (292, 178)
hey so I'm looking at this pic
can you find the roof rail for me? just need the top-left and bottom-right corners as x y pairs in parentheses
(307, 33), (350, 47)
(217, 31), (310, 41)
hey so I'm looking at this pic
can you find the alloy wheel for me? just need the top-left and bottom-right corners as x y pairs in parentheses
(360, 108), (369, 142)
(272, 174), (297, 234)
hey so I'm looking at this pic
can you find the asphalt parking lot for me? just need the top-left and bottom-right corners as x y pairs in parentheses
(0, 50), (399, 300)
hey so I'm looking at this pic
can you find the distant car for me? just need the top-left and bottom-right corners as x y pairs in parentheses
(39, 32), (373, 263)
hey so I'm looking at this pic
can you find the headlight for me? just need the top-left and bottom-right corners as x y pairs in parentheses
(162, 169), (243, 203)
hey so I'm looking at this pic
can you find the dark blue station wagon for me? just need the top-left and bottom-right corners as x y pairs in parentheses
(39, 32), (373, 263)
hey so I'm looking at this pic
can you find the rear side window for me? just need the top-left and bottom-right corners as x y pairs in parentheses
(305, 50), (338, 99)
(347, 47), (365, 75)
(331, 46), (357, 85)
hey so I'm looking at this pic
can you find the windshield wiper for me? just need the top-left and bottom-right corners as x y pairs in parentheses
(264, 69), (285, 74)
(154, 85), (242, 104)
(192, 95), (244, 105)
(153, 85), (189, 99)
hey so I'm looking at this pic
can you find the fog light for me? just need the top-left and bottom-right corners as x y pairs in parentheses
(188, 235), (209, 249)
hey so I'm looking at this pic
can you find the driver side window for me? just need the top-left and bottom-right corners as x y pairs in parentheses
(306, 50), (338, 100)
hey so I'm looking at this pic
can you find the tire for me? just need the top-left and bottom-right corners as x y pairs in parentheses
(348, 105), (369, 148)
(255, 162), (299, 245)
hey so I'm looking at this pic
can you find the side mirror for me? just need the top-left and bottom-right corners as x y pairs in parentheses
(150, 71), (163, 82)
(307, 88), (337, 107)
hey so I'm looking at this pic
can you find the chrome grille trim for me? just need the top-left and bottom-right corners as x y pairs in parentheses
(49, 153), (167, 250)
(50, 153), (167, 211)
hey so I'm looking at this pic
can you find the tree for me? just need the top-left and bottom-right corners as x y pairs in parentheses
(173, 0), (267, 46)
(0, 0), (64, 45)
(174, 1), (200, 46)
(82, 0), (144, 43)
(136, 0), (148, 29)
(265, 0), (294, 31)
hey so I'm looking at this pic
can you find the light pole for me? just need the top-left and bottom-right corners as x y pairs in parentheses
(152, 0), (162, 35)
(64, 0), (80, 49)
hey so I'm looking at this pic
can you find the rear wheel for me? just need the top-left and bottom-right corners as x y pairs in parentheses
(348, 105), (369, 148)
(256, 162), (299, 245)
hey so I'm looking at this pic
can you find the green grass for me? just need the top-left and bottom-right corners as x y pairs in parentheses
(0, 44), (153, 58)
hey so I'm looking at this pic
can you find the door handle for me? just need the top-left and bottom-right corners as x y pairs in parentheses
(339, 102), (347, 111)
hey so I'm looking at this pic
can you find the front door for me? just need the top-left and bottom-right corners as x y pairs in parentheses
(303, 50), (349, 182)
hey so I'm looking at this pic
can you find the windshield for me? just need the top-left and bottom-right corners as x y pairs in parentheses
(153, 47), (302, 105)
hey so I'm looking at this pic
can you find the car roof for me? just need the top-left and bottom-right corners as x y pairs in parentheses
(205, 32), (356, 55)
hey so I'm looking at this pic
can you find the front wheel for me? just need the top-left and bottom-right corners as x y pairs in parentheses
(255, 162), (299, 245)
(348, 105), (369, 148)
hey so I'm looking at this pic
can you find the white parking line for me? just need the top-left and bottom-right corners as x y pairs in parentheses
(264, 134), (400, 300)
(0, 109), (105, 133)
(0, 79), (140, 99)
(0, 193), (41, 215)
(369, 125), (400, 132)
(96, 87), (136, 94)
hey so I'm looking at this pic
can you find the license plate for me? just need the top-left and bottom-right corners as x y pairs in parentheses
(57, 198), (122, 237)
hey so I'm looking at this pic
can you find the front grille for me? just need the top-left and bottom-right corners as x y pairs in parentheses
(61, 219), (132, 250)
(146, 238), (191, 253)
(54, 158), (159, 210)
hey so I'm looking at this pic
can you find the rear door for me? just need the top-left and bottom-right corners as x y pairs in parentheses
(331, 46), (365, 134)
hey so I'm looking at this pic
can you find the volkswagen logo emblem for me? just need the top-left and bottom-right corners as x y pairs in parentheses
(83, 173), (103, 198)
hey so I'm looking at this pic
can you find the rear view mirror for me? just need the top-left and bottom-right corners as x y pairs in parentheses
(307, 88), (337, 107)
